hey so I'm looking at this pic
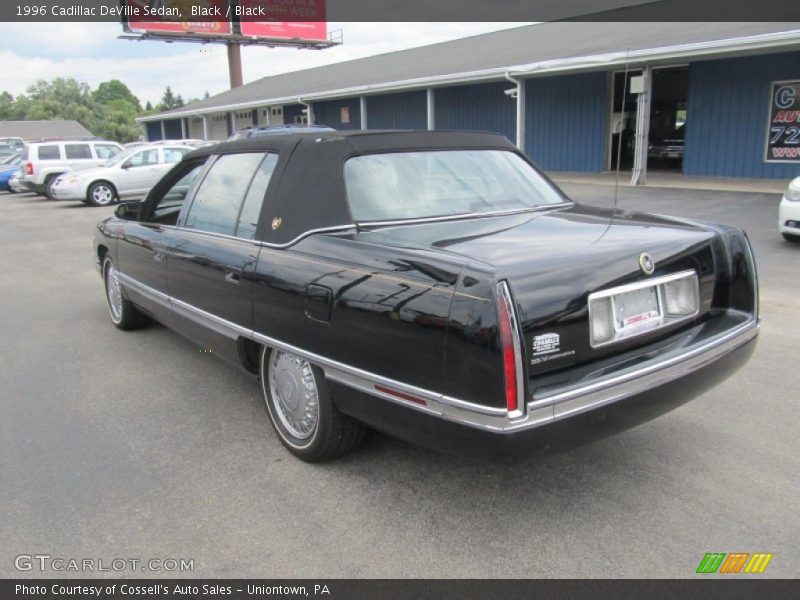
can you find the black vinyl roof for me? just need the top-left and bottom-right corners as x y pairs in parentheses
(184, 130), (519, 245)
(188, 129), (516, 160)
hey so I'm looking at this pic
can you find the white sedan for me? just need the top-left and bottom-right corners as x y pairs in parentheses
(779, 176), (800, 243)
(50, 144), (194, 206)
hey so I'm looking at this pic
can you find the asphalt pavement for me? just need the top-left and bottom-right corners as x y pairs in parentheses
(0, 185), (797, 578)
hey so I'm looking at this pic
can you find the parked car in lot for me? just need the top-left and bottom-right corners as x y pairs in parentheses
(20, 139), (124, 197)
(778, 175), (800, 242)
(0, 143), (17, 159)
(51, 144), (194, 206)
(229, 125), (335, 140)
(8, 170), (25, 193)
(0, 153), (22, 191)
(93, 131), (759, 463)
(649, 124), (685, 163)
(0, 136), (26, 151)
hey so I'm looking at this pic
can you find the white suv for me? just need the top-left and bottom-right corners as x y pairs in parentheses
(21, 140), (123, 197)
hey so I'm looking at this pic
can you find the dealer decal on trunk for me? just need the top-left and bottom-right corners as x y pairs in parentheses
(531, 333), (575, 365)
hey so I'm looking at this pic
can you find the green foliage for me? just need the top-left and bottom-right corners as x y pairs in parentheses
(157, 86), (185, 112)
(93, 80), (142, 112)
(0, 80), (192, 144)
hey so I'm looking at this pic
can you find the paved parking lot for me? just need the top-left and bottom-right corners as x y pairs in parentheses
(1, 185), (798, 578)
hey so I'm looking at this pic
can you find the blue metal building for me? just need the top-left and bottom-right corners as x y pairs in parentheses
(140, 22), (800, 181)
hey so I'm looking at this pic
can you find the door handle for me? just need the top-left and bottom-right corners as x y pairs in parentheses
(224, 268), (241, 285)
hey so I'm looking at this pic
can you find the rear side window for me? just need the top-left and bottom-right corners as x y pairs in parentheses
(94, 144), (121, 160)
(37, 145), (61, 160)
(184, 153), (264, 236)
(127, 149), (159, 168)
(236, 153), (278, 239)
(163, 147), (189, 164)
(65, 144), (92, 159)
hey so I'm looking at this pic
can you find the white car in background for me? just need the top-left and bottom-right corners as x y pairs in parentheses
(779, 176), (800, 243)
(50, 144), (194, 206)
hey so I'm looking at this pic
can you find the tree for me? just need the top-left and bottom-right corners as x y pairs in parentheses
(145, 100), (153, 111)
(93, 80), (142, 112)
(157, 86), (184, 111)
(0, 91), (16, 120)
(21, 78), (98, 134)
(94, 99), (142, 143)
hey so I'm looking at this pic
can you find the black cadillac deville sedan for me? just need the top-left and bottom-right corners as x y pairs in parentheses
(93, 131), (759, 463)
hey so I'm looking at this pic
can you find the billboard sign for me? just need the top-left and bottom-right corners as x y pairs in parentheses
(126, 0), (233, 36)
(766, 80), (800, 163)
(239, 0), (327, 41)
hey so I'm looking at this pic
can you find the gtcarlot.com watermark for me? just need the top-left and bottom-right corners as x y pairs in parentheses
(14, 554), (194, 573)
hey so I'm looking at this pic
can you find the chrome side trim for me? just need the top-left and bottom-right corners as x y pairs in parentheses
(117, 272), (169, 303)
(114, 272), (757, 434)
(356, 203), (573, 229)
(153, 223), (358, 249)
(171, 296), (251, 340)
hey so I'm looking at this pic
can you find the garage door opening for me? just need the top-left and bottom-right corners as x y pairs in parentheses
(648, 66), (689, 173)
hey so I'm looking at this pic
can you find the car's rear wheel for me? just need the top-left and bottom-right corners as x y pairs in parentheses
(260, 347), (365, 462)
(88, 181), (118, 207)
(782, 232), (800, 243)
(102, 256), (148, 330)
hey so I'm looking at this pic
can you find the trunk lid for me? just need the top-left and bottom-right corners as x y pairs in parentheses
(354, 204), (719, 376)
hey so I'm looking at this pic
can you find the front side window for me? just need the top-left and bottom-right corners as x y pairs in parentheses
(149, 162), (205, 225)
(37, 145), (61, 160)
(184, 153), (264, 236)
(65, 144), (92, 159)
(344, 150), (566, 222)
(126, 149), (159, 168)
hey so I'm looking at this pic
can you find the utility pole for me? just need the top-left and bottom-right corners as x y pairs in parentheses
(227, 41), (244, 89)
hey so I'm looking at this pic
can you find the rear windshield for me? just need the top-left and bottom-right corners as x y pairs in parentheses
(344, 150), (566, 222)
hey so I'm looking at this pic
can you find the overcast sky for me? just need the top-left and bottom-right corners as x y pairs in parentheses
(0, 22), (532, 106)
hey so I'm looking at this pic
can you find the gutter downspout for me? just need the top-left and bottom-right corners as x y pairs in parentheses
(298, 98), (314, 125)
(505, 72), (526, 151)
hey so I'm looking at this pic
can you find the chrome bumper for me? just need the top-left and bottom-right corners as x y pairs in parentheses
(441, 315), (759, 432)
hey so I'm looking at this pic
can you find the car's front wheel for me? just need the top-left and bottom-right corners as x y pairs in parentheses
(88, 181), (118, 207)
(102, 256), (148, 330)
(44, 175), (60, 199)
(260, 348), (365, 462)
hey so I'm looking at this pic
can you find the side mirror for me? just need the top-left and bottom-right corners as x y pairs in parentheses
(115, 201), (142, 221)
(121, 161), (133, 169)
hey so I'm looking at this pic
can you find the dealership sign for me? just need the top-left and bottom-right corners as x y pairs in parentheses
(240, 0), (328, 41)
(766, 80), (800, 163)
(124, 0), (327, 42)
(126, 0), (233, 35)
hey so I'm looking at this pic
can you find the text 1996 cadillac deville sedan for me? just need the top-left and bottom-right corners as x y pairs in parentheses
(93, 131), (759, 462)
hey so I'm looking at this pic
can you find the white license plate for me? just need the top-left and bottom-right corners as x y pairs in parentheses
(612, 285), (661, 332)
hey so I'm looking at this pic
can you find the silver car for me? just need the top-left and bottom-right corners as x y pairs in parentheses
(50, 144), (194, 206)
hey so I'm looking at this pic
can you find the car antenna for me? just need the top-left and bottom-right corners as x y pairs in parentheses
(614, 48), (631, 212)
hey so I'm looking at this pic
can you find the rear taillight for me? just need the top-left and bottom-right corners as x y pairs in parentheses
(497, 281), (523, 417)
(26, 162), (33, 175)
